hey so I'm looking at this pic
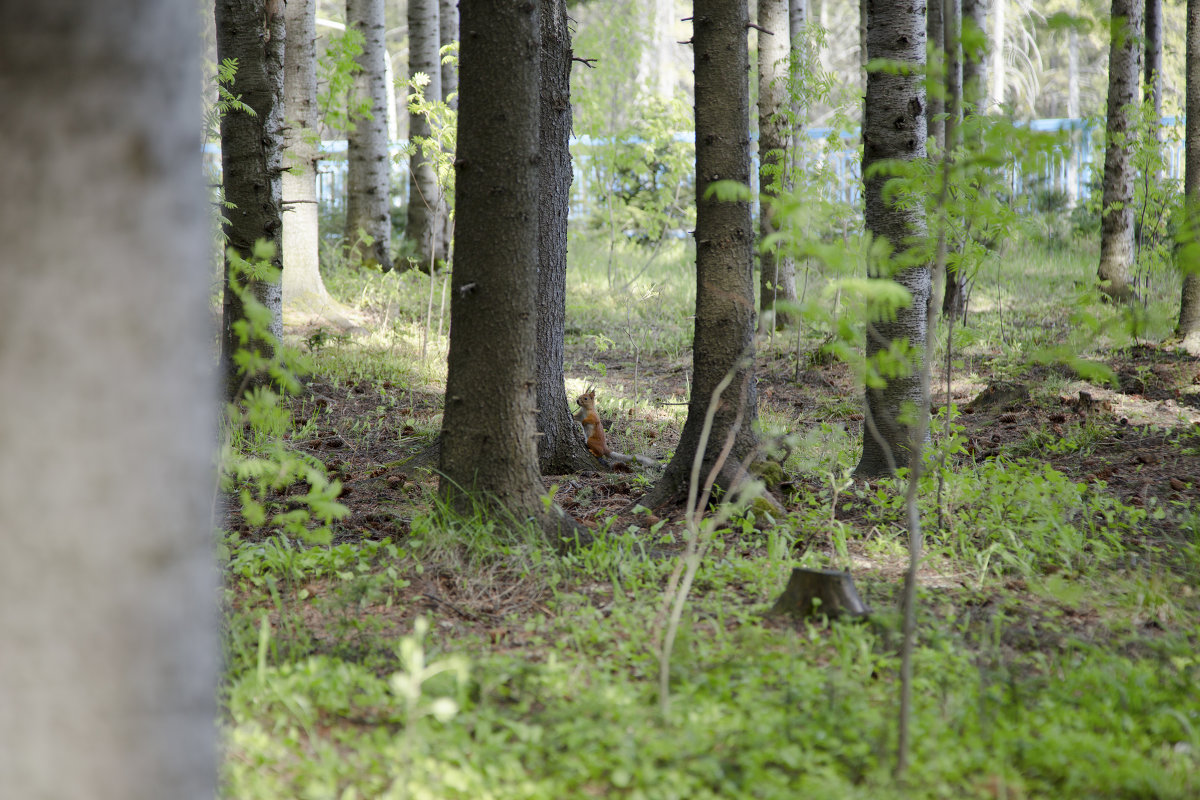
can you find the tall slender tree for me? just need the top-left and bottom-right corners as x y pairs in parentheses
(961, 0), (989, 113)
(537, 0), (597, 475)
(855, 0), (931, 479)
(759, 0), (798, 329)
(942, 0), (968, 318)
(1145, 0), (1162, 114)
(344, 0), (392, 271)
(440, 0), (552, 520)
(283, 0), (359, 330)
(437, 0), (459, 266)
(639, 0), (760, 508)
(1177, 0), (1200, 351)
(0, 2), (217, 796)
(407, 0), (444, 271)
(927, 0), (945, 151)
(218, 0), (286, 398)
(1097, 0), (1144, 301)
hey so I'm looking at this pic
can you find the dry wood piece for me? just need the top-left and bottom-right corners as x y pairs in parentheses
(768, 568), (870, 620)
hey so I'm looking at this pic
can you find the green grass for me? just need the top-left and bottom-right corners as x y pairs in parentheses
(220, 227), (1200, 799)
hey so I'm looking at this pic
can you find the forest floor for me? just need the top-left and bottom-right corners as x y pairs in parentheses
(220, 239), (1200, 799)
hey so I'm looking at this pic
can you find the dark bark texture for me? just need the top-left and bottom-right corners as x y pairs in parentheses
(439, 0), (545, 515)
(856, 0), (931, 478)
(1178, 0), (1200, 346)
(406, 0), (443, 270)
(345, 0), (392, 271)
(536, 0), (597, 475)
(941, 0), (967, 319)
(217, 0), (286, 399)
(639, 0), (759, 508)
(1097, 0), (1143, 300)
(1145, 0), (1162, 113)
(758, 0), (798, 329)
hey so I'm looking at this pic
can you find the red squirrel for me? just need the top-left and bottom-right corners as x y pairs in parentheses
(573, 389), (655, 468)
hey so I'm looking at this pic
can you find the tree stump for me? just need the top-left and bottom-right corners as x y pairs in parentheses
(768, 568), (870, 620)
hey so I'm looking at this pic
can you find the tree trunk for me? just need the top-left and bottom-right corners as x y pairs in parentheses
(926, 0), (945, 152)
(758, 0), (797, 330)
(283, 0), (359, 330)
(990, 0), (1005, 108)
(638, 0), (760, 509)
(218, 0), (286, 399)
(962, 0), (989, 113)
(1178, 0), (1200, 350)
(1097, 0), (1144, 302)
(438, 0), (459, 266)
(345, 0), (392, 271)
(942, 0), (968, 319)
(440, 0), (459, 110)
(0, 2), (217, 796)
(440, 0), (546, 515)
(855, 0), (931, 479)
(406, 0), (443, 272)
(537, 0), (597, 475)
(1145, 0), (1162, 114)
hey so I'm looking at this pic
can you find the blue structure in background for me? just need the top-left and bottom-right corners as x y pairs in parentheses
(202, 118), (1184, 223)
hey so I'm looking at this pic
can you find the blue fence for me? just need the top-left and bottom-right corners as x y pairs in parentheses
(203, 118), (1185, 221)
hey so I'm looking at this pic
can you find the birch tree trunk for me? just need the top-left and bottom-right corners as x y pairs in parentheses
(855, 0), (931, 479)
(639, 0), (760, 508)
(759, 0), (798, 329)
(1097, 0), (1144, 302)
(537, 0), (598, 474)
(1177, 0), (1200, 350)
(218, 0), (286, 398)
(0, 2), (217, 797)
(345, 0), (392, 271)
(990, 0), (1006, 108)
(440, 0), (546, 514)
(283, 0), (359, 330)
(406, 0), (443, 271)
(437, 0), (459, 266)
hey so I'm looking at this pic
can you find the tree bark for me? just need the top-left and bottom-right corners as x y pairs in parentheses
(961, 0), (989, 113)
(638, 0), (760, 509)
(406, 0), (444, 271)
(758, 0), (797, 329)
(283, 0), (359, 330)
(855, 0), (931, 479)
(1178, 0), (1200, 349)
(0, 2), (217, 796)
(440, 0), (546, 515)
(1097, 0), (1144, 301)
(989, 0), (1006, 107)
(437, 0), (459, 266)
(926, 0), (945, 152)
(218, 0), (286, 399)
(942, 0), (968, 318)
(1145, 0), (1162, 114)
(537, 0), (598, 475)
(345, 0), (392, 271)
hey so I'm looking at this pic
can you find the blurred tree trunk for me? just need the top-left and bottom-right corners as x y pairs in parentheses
(345, 0), (392, 271)
(537, 0), (597, 475)
(758, 0), (797, 330)
(1097, 0), (1144, 302)
(218, 0), (286, 399)
(283, 0), (359, 330)
(1178, 0), (1200, 350)
(437, 0), (459, 266)
(1145, 0), (1162, 114)
(990, 0), (1005, 107)
(962, 0), (989, 113)
(0, 2), (217, 796)
(639, 0), (760, 509)
(855, 0), (931, 479)
(440, 0), (546, 515)
(406, 0), (443, 271)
